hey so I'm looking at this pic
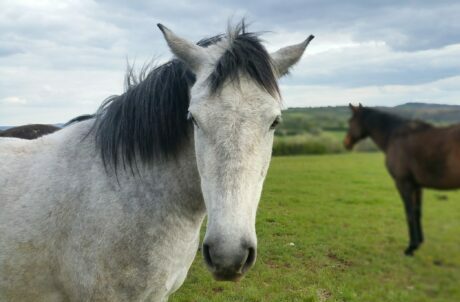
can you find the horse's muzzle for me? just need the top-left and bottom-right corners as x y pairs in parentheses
(343, 135), (354, 150)
(202, 241), (256, 281)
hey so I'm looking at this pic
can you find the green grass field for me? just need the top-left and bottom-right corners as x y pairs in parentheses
(170, 153), (460, 302)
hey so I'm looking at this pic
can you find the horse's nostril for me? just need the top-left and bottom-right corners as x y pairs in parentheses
(242, 247), (256, 273)
(202, 243), (214, 270)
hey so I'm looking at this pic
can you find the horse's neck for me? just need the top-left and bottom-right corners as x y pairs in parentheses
(114, 140), (205, 223)
(63, 121), (206, 224)
(365, 117), (404, 152)
(367, 127), (390, 151)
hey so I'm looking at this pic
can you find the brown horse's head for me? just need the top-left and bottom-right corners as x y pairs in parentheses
(344, 103), (367, 150)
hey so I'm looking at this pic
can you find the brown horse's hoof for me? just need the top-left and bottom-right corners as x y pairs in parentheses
(404, 246), (417, 256)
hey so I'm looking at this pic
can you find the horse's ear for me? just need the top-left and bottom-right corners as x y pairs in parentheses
(157, 24), (206, 72)
(271, 35), (314, 77)
(348, 103), (363, 113)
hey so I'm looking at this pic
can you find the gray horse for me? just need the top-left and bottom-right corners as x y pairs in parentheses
(0, 21), (313, 301)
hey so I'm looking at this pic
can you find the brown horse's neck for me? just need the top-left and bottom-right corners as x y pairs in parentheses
(366, 128), (392, 151)
(361, 109), (407, 152)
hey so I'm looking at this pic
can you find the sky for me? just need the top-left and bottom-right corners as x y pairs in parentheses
(1, 0), (460, 125)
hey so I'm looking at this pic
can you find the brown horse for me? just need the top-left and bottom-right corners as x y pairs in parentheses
(344, 103), (460, 255)
(0, 124), (60, 140)
(0, 115), (94, 140)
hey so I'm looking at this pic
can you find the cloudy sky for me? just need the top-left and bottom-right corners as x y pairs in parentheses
(1, 0), (460, 125)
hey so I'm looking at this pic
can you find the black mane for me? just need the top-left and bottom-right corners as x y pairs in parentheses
(64, 114), (95, 126)
(207, 22), (280, 98)
(93, 21), (278, 171)
(94, 60), (195, 171)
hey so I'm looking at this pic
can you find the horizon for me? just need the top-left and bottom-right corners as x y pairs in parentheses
(2, 1), (460, 124)
(2, 101), (459, 127)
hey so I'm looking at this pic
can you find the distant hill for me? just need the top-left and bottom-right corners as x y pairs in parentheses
(393, 102), (460, 109)
(386, 102), (460, 125)
(276, 102), (460, 136)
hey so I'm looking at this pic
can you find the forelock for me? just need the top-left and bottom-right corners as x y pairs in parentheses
(206, 21), (280, 99)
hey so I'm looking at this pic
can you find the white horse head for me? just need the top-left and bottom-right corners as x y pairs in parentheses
(158, 22), (313, 281)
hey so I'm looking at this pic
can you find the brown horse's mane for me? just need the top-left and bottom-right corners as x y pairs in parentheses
(360, 107), (433, 138)
(394, 119), (433, 136)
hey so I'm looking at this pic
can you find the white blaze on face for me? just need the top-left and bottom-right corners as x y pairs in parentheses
(158, 23), (312, 280)
(190, 78), (279, 277)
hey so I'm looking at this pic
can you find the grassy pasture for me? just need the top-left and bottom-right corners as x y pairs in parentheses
(170, 153), (460, 302)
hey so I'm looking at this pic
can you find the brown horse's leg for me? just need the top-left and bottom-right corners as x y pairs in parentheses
(396, 180), (420, 256)
(414, 187), (423, 244)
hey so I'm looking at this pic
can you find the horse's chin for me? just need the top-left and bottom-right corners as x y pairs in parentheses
(344, 143), (354, 151)
(343, 135), (354, 150)
(211, 271), (244, 282)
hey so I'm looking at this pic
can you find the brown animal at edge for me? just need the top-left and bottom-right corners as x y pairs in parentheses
(344, 103), (460, 255)
(0, 124), (60, 140)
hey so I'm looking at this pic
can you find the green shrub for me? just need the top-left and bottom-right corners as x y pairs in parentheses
(272, 132), (378, 156)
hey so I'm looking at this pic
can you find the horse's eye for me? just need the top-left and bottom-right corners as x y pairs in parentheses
(270, 116), (281, 130)
(187, 112), (199, 128)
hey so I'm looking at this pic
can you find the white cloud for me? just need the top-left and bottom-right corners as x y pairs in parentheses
(0, 96), (27, 105)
